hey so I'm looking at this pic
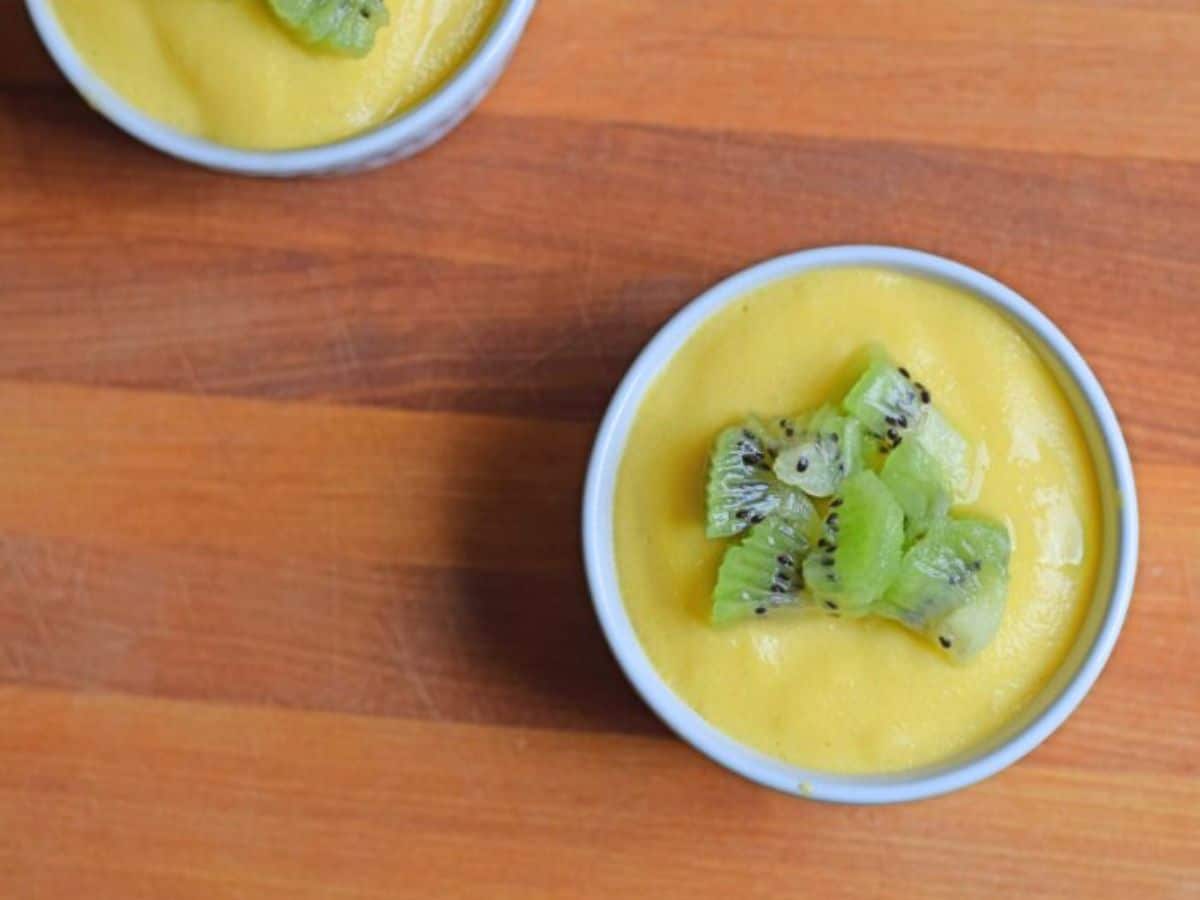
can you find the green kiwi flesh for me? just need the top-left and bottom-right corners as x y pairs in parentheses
(910, 406), (971, 498)
(268, 0), (390, 56)
(802, 470), (904, 614)
(841, 359), (928, 450)
(712, 516), (811, 623)
(876, 517), (1011, 661)
(706, 420), (816, 539)
(774, 406), (865, 498)
(701, 348), (1007, 661)
(880, 439), (951, 542)
(843, 358), (971, 496)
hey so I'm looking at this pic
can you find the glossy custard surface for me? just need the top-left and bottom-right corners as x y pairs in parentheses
(51, 0), (502, 149)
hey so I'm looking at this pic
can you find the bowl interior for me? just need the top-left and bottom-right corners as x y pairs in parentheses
(583, 245), (1137, 804)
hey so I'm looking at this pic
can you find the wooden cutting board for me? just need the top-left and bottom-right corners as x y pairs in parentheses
(1, 1), (1197, 896)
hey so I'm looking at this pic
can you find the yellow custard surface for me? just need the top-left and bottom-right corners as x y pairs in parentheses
(614, 267), (1102, 774)
(50, 0), (502, 150)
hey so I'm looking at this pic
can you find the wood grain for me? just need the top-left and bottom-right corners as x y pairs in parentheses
(1, 0), (1198, 897)
(2, 687), (1198, 900)
(493, 0), (1200, 161)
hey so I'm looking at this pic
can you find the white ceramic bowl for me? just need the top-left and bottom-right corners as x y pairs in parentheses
(582, 245), (1139, 804)
(25, 0), (537, 176)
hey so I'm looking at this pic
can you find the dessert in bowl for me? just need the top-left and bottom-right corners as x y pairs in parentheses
(583, 246), (1137, 803)
(26, 0), (536, 174)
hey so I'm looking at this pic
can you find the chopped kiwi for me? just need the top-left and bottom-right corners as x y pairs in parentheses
(842, 358), (928, 450)
(843, 357), (970, 495)
(701, 347), (1006, 662)
(802, 470), (904, 614)
(774, 406), (865, 498)
(910, 406), (971, 498)
(876, 517), (1011, 661)
(712, 516), (811, 623)
(880, 439), (951, 542)
(705, 420), (816, 539)
(767, 414), (803, 447)
(268, 0), (390, 56)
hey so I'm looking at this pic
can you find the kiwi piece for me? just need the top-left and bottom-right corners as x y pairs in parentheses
(877, 516), (1011, 661)
(802, 470), (904, 614)
(712, 516), (812, 623)
(841, 359), (928, 450)
(268, 0), (390, 56)
(843, 358), (971, 494)
(880, 439), (951, 542)
(911, 406), (971, 498)
(706, 421), (816, 539)
(774, 406), (865, 498)
(766, 414), (802, 447)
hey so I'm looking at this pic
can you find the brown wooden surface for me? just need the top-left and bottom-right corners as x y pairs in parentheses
(1, 1), (1198, 896)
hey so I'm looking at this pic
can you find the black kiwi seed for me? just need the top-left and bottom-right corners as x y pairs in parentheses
(735, 510), (749, 520)
(885, 415), (898, 426)
(785, 427), (795, 438)
(898, 367), (911, 379)
(777, 554), (792, 566)
(918, 385), (932, 404)
(750, 513), (765, 524)
(886, 428), (900, 442)
(822, 557), (835, 567)
(938, 636), (952, 649)
(817, 538), (829, 550)
(755, 607), (767, 616)
(892, 436), (903, 447)
(824, 600), (838, 611)
(830, 432), (839, 443)
(831, 498), (844, 508)
(827, 514), (839, 528)
(742, 453), (759, 466)
(795, 457), (809, 473)
(897, 414), (908, 428)
(970, 560), (982, 572)
(742, 429), (755, 441)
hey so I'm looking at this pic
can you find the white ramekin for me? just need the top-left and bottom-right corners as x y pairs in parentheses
(25, 0), (537, 176)
(582, 245), (1139, 804)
